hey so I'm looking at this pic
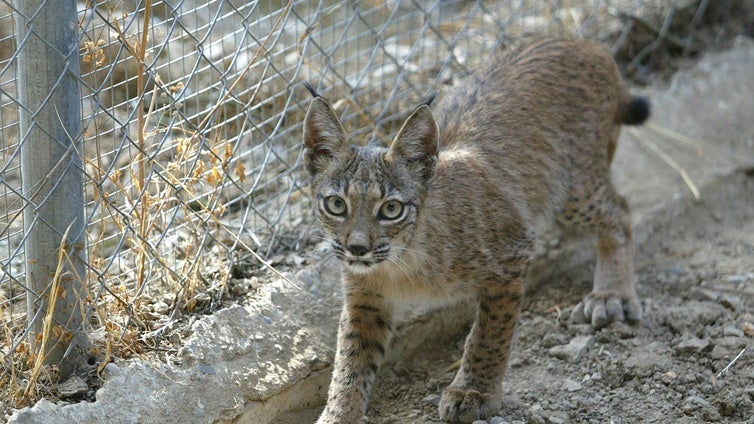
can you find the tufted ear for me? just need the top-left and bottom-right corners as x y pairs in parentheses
(386, 104), (439, 181)
(303, 96), (349, 176)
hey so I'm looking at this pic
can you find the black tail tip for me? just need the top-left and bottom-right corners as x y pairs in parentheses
(624, 96), (650, 125)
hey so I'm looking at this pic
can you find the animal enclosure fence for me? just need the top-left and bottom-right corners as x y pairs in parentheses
(0, 0), (736, 410)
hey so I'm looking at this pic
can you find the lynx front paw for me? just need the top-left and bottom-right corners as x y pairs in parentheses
(439, 387), (501, 423)
(570, 291), (642, 328)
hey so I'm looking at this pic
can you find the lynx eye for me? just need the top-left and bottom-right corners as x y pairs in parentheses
(323, 196), (347, 216)
(378, 200), (404, 220)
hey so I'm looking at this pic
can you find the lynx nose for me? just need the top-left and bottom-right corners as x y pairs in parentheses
(346, 231), (370, 257)
(346, 243), (370, 257)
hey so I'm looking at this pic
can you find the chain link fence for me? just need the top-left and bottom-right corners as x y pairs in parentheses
(0, 0), (745, 411)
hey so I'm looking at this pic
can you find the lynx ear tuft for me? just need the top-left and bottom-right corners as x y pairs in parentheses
(387, 104), (439, 181)
(303, 96), (348, 176)
(303, 82), (319, 98)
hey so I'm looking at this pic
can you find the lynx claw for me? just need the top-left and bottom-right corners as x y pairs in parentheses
(570, 292), (642, 329)
(439, 387), (500, 423)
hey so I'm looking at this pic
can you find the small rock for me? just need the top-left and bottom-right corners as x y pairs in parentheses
(103, 362), (121, 376)
(723, 325), (744, 337)
(197, 365), (216, 375)
(152, 300), (170, 315)
(702, 407), (723, 421)
(663, 302), (727, 334)
(193, 407), (205, 418)
(309, 357), (329, 372)
(563, 378), (582, 392)
(713, 336), (748, 350)
(624, 342), (672, 377)
(682, 395), (710, 414)
(472, 421), (488, 424)
(58, 374), (88, 399)
(710, 344), (734, 360)
(716, 398), (735, 417)
(682, 395), (722, 421)
(286, 253), (307, 266)
(675, 337), (711, 355)
(726, 273), (754, 284)
(422, 393), (440, 406)
(169, 331), (182, 346)
(718, 294), (743, 312)
(547, 412), (569, 424)
(548, 335), (594, 362)
(542, 332), (567, 348)
(741, 321), (754, 337)
(661, 370), (678, 384)
(688, 287), (719, 302)
(295, 268), (319, 290)
(488, 417), (509, 424)
(612, 321), (638, 339)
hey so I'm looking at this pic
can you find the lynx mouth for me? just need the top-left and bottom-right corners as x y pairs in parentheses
(343, 257), (386, 274)
(347, 259), (372, 267)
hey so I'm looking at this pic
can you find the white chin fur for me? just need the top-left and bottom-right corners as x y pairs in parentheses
(343, 261), (377, 275)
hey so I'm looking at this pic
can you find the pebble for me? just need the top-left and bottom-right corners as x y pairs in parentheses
(104, 362), (121, 376)
(542, 332), (567, 348)
(682, 395), (709, 413)
(563, 378), (582, 392)
(741, 321), (754, 337)
(547, 412), (569, 424)
(662, 302), (726, 334)
(723, 325), (744, 337)
(661, 370), (678, 384)
(718, 294), (743, 312)
(58, 374), (88, 398)
(726, 273), (754, 284)
(488, 417), (509, 424)
(197, 364), (216, 375)
(548, 335), (594, 362)
(687, 287), (718, 302)
(612, 322), (638, 339)
(682, 395), (722, 421)
(421, 393), (440, 406)
(674, 337), (710, 355)
(153, 300), (170, 315)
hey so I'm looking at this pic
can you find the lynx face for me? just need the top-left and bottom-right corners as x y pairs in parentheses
(312, 150), (418, 274)
(303, 96), (439, 275)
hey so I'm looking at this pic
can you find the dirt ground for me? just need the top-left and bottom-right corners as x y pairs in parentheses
(355, 171), (754, 424)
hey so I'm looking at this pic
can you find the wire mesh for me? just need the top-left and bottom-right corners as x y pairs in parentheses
(0, 0), (740, 410)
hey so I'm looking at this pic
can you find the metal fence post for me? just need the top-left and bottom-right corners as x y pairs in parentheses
(14, 0), (88, 377)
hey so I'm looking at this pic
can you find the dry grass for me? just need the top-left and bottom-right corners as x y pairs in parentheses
(629, 125), (702, 200)
(2, 0), (301, 412)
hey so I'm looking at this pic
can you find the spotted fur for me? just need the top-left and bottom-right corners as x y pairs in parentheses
(304, 38), (649, 423)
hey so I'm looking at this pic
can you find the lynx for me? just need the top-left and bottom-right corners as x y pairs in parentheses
(303, 38), (649, 423)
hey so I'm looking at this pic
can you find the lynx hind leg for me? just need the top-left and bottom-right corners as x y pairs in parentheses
(439, 274), (525, 423)
(566, 183), (642, 328)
